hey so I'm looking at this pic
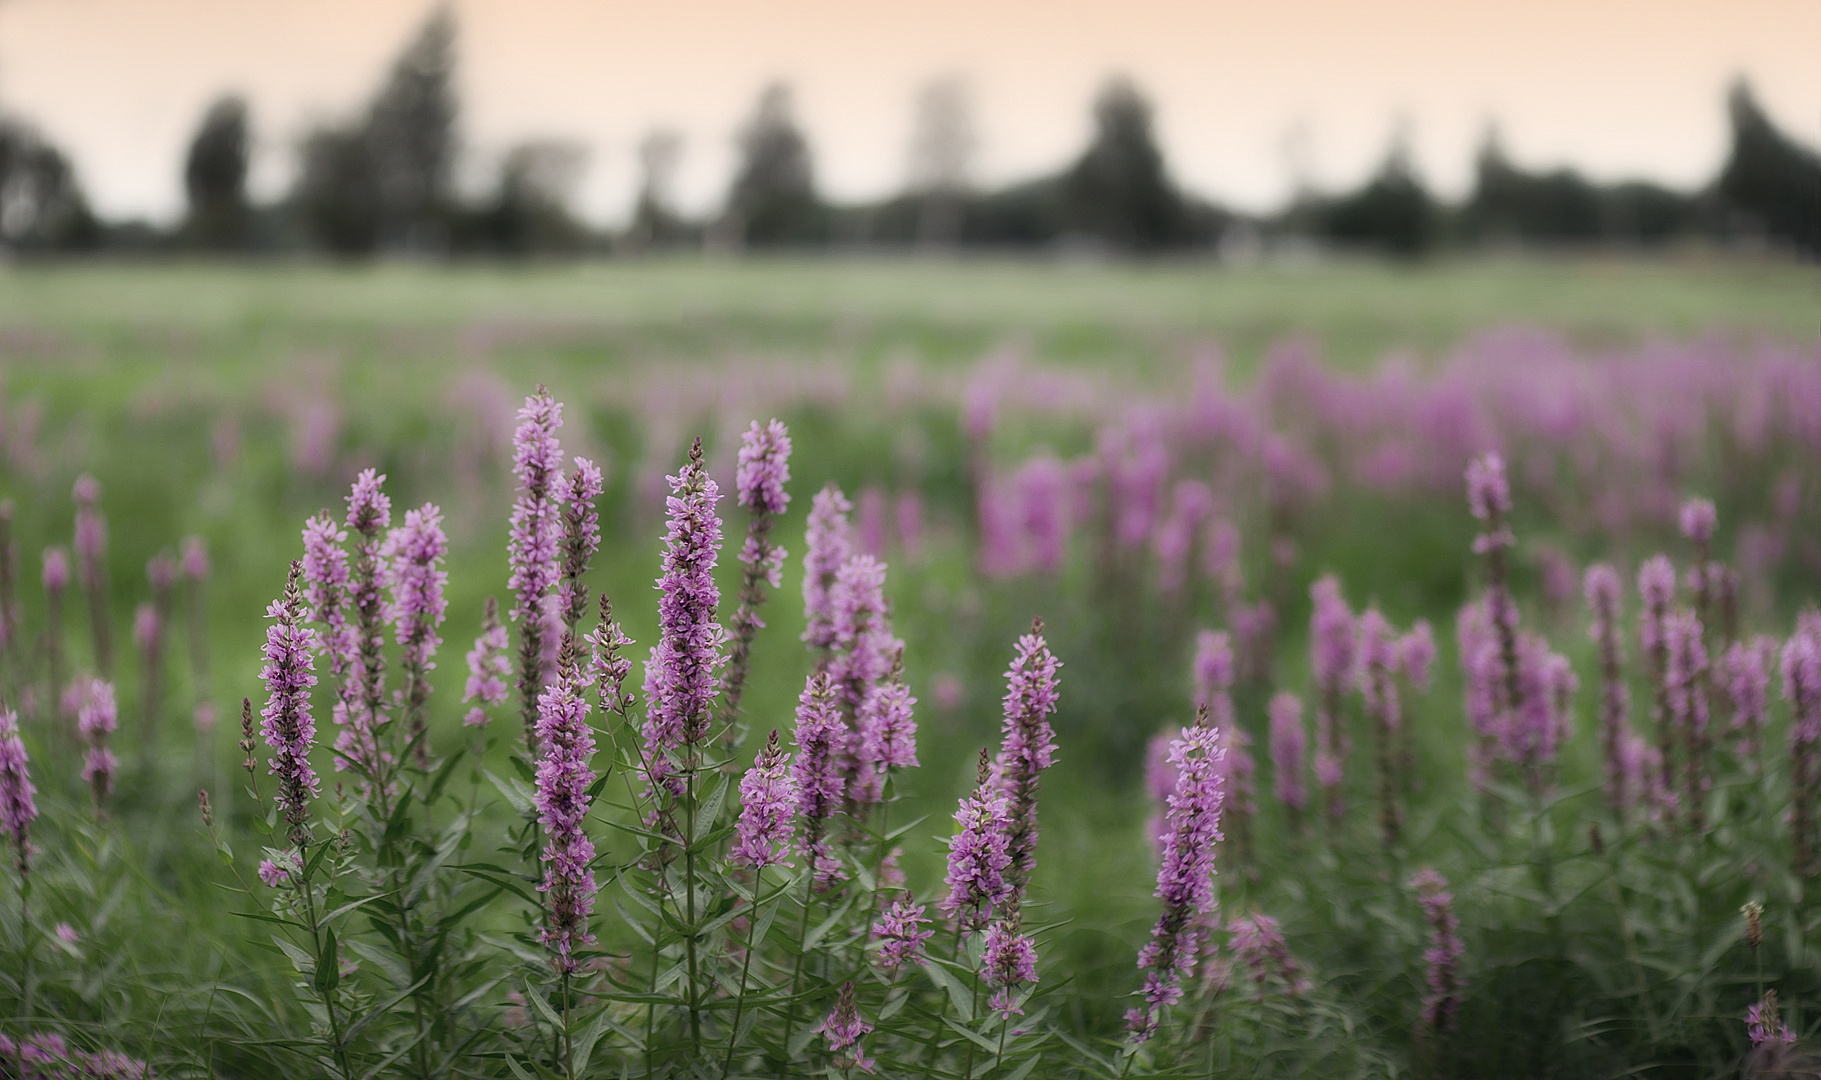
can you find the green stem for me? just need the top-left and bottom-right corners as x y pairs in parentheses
(782, 861), (818, 1073)
(684, 762), (703, 1053)
(561, 972), (574, 1080)
(719, 885), (766, 1079)
(299, 840), (357, 1080)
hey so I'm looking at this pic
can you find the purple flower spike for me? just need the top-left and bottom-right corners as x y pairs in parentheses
(1678, 497), (1717, 546)
(828, 554), (899, 713)
(1309, 575), (1355, 817)
(260, 563), (321, 844)
(1584, 562), (1634, 811)
(77, 678), (119, 806)
(1268, 691), (1307, 816)
(984, 918), (1039, 1019)
(816, 981), (876, 1074)
(801, 484), (854, 656)
(852, 672), (918, 805)
(1411, 868), (1462, 1037)
(641, 439), (727, 796)
(1399, 620), (1436, 690)
(462, 597), (510, 727)
(736, 419), (792, 518)
(509, 388), (565, 746)
(588, 595), (636, 716)
(1724, 635), (1777, 768)
(873, 896), (933, 975)
(41, 547), (69, 593)
(792, 674), (848, 888)
(386, 504), (448, 674)
(998, 620), (1061, 894)
(559, 457), (604, 628)
(1128, 723), (1225, 1044)
(1746, 990), (1795, 1048)
(534, 640), (598, 974)
(1191, 630), (1234, 728)
(339, 469), (393, 783)
(1782, 621), (1821, 880)
(300, 514), (354, 675)
(0, 708), (38, 876)
(1228, 912), (1307, 1000)
(181, 536), (210, 582)
(722, 420), (793, 726)
(943, 749), (1014, 931)
(730, 729), (798, 870)
(1664, 609), (1710, 828)
(1464, 452), (1510, 523)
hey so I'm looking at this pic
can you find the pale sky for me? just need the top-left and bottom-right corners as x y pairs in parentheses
(0, 0), (1816, 225)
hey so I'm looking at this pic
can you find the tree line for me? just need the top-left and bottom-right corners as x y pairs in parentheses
(1, 7), (1816, 258)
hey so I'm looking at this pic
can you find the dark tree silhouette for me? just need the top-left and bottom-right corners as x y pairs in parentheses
(626, 129), (687, 251)
(295, 126), (381, 255)
(1718, 80), (1821, 255)
(0, 119), (99, 251)
(182, 95), (251, 249)
(1061, 77), (1188, 252)
(723, 83), (822, 247)
(1322, 128), (1437, 256)
(906, 75), (976, 247)
(482, 140), (586, 254)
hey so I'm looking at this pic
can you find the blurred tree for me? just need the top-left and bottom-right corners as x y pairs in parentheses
(722, 82), (822, 247)
(1464, 126), (1601, 243)
(366, 5), (459, 252)
(181, 95), (251, 249)
(0, 118), (100, 251)
(1718, 80), (1821, 256)
(625, 129), (688, 251)
(1322, 125), (1436, 256)
(1061, 77), (1188, 252)
(481, 140), (587, 255)
(294, 125), (381, 255)
(906, 75), (976, 248)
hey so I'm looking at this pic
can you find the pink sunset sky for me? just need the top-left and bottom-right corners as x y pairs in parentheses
(0, 0), (1815, 225)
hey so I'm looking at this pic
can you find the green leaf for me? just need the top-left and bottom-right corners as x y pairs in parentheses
(274, 936), (316, 975)
(925, 961), (974, 1022)
(485, 770), (536, 817)
(524, 984), (567, 1033)
(342, 973), (433, 1044)
(944, 1017), (1004, 1054)
(694, 774), (730, 841)
(570, 1004), (614, 1076)
(503, 1054), (539, 1080)
(313, 925), (340, 996)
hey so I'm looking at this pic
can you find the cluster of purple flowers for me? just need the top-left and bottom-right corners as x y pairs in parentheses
(76, 677), (118, 806)
(872, 896), (933, 975)
(0, 707), (36, 875)
(942, 751), (1014, 931)
(816, 981), (875, 1074)
(1267, 692), (1306, 819)
(558, 458), (604, 628)
(0, 1030), (151, 1079)
(1128, 723), (1225, 1043)
(1227, 913), (1308, 1001)
(533, 646), (599, 974)
(1411, 868), (1462, 1036)
(731, 729), (798, 871)
(1309, 575), (1356, 818)
(260, 563), (320, 844)
(1783, 617), (1821, 880)
(723, 419), (793, 721)
(801, 485), (854, 657)
(461, 598), (510, 728)
(791, 674), (848, 888)
(508, 388), (566, 744)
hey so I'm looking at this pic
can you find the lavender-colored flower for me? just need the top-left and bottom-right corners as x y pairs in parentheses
(730, 729), (798, 870)
(984, 917), (1039, 1019)
(1399, 620), (1436, 690)
(462, 597), (511, 727)
(1127, 724), (1225, 1044)
(828, 554), (899, 713)
(1228, 912), (1307, 1000)
(181, 535), (210, 581)
(792, 674), (848, 887)
(1584, 563), (1633, 812)
(1724, 636), (1777, 767)
(736, 418), (792, 517)
(534, 642), (598, 974)
(942, 750), (1014, 931)
(260, 562), (321, 845)
(872, 896), (934, 974)
(53, 921), (78, 944)
(723, 420), (793, 723)
(852, 672), (917, 805)
(301, 513), (354, 667)
(1310, 575), (1355, 817)
(0, 708), (37, 876)
(41, 547), (69, 593)
(385, 504), (449, 760)
(558, 457), (604, 627)
(509, 389), (565, 745)
(588, 596), (636, 716)
(1411, 868), (1462, 1037)
(1782, 623), (1821, 881)
(801, 484), (854, 655)
(1358, 608), (1405, 842)
(131, 603), (159, 654)
(816, 981), (875, 1074)
(998, 621), (1061, 892)
(1663, 609), (1710, 828)
(1678, 497), (1717, 546)
(1464, 452), (1510, 524)
(258, 857), (294, 888)
(1268, 691), (1307, 817)
(1746, 990), (1795, 1047)
(1191, 629), (1234, 727)
(339, 469), (392, 782)
(76, 677), (118, 805)
(641, 440), (727, 795)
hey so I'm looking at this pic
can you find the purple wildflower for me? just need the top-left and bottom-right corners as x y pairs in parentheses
(1191, 629), (1234, 727)
(872, 896), (934, 975)
(1746, 990), (1795, 1047)
(0, 708), (37, 876)
(260, 562), (320, 845)
(1464, 452), (1511, 528)
(1358, 608), (1404, 843)
(1268, 691), (1307, 818)
(828, 554), (899, 714)
(1664, 609), (1710, 828)
(816, 981), (875, 1074)
(53, 922), (77, 945)
(801, 484), (854, 656)
(41, 547), (69, 593)
(340, 470), (392, 784)
(73, 474), (111, 676)
(534, 640), (598, 974)
(1505, 632), (1577, 786)
(942, 749), (1014, 931)
(77, 678), (118, 806)
(984, 917), (1039, 1019)
(588, 596), (636, 716)
(1584, 563), (1633, 813)
(385, 504), (448, 755)
(462, 597), (510, 727)
(723, 419), (793, 723)
(998, 620), (1061, 895)
(509, 388), (565, 747)
(1678, 497), (1717, 547)
(300, 514), (353, 668)
(730, 729), (798, 870)
(1228, 912), (1307, 1000)
(258, 856), (294, 888)
(852, 669), (917, 806)
(792, 674), (848, 887)
(1724, 636), (1777, 769)
(1127, 724), (1225, 1044)
(1783, 622), (1821, 881)
(641, 439), (727, 796)
(1399, 620), (1436, 689)
(558, 456), (604, 628)
(1310, 575), (1355, 819)
(181, 535), (210, 582)
(1638, 555), (1677, 803)
(1412, 868), (1462, 1037)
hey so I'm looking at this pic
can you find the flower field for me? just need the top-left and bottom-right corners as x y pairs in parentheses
(0, 257), (1816, 1079)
